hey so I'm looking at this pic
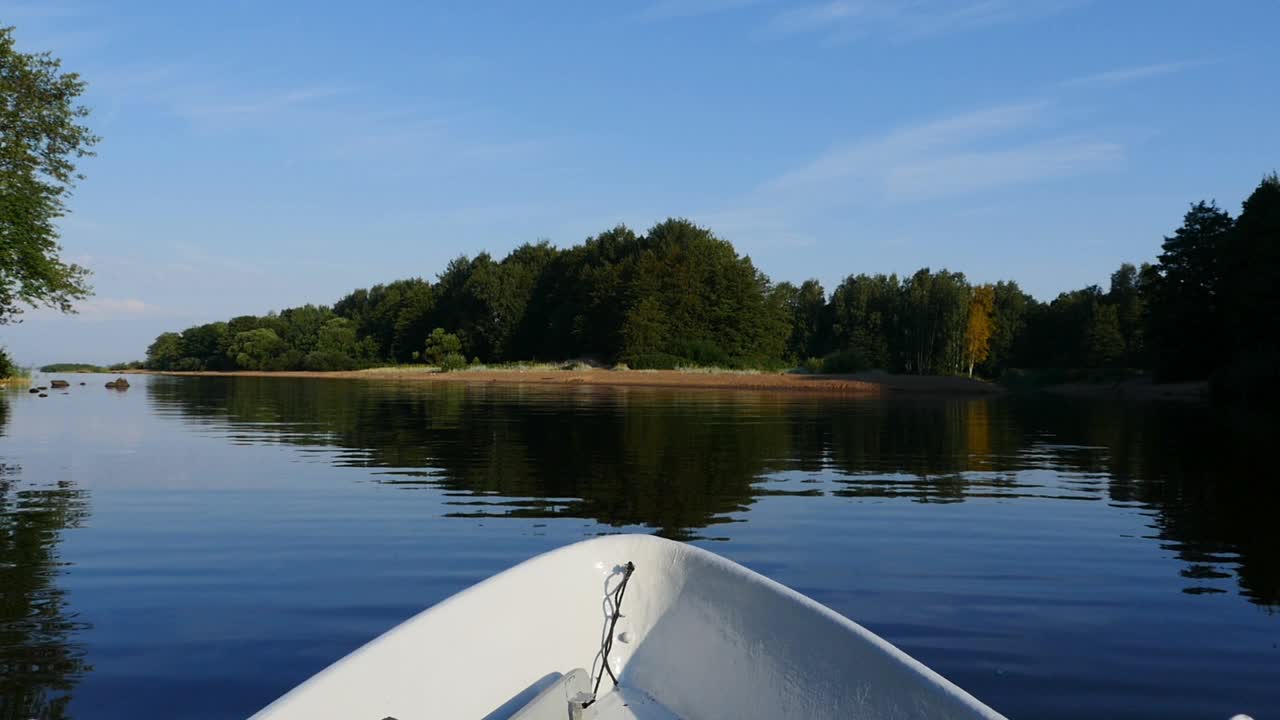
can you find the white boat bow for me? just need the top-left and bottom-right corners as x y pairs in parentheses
(253, 534), (1006, 719)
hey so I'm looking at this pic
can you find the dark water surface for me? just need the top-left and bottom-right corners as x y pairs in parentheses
(1, 374), (1277, 719)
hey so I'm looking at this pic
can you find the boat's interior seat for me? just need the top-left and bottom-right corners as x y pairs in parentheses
(506, 668), (591, 720)
(504, 667), (678, 720)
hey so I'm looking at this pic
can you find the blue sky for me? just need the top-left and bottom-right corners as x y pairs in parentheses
(3, 0), (1277, 365)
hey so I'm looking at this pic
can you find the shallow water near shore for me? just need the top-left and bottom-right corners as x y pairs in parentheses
(1, 374), (1276, 719)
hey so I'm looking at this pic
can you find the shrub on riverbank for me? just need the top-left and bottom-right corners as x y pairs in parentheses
(627, 353), (681, 370)
(0, 348), (18, 379)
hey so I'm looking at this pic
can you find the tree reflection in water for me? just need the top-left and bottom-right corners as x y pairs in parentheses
(0, 394), (92, 720)
(148, 377), (1279, 607)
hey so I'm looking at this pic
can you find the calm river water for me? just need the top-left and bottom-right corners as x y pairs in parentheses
(1, 374), (1276, 719)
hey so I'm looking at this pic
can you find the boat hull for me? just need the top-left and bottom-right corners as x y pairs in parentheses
(253, 535), (1005, 719)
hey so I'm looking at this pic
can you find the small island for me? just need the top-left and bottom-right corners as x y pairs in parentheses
(125, 175), (1277, 404)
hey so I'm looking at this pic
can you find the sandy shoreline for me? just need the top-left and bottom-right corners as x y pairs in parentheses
(135, 367), (1005, 396)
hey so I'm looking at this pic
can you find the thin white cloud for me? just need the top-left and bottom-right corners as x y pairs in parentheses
(77, 57), (355, 130)
(327, 110), (550, 170)
(86, 57), (544, 170)
(899, 0), (1072, 38)
(26, 295), (171, 320)
(637, 0), (766, 22)
(768, 100), (1049, 190)
(0, 1), (82, 21)
(2, 19), (110, 56)
(770, 0), (1082, 41)
(176, 86), (346, 120)
(90, 62), (201, 96)
(771, 1), (874, 34)
(75, 297), (151, 315)
(884, 138), (1123, 200)
(758, 98), (1121, 205)
(1061, 60), (1206, 89)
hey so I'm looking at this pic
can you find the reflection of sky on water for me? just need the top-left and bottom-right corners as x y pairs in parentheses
(0, 376), (1276, 719)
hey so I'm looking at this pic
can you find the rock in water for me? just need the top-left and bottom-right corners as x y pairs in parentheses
(38, 393), (48, 397)
(51, 379), (70, 388)
(105, 377), (131, 390)
(29, 388), (40, 393)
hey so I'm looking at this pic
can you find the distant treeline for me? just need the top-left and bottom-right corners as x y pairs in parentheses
(39, 363), (101, 373)
(38, 362), (141, 373)
(144, 175), (1279, 387)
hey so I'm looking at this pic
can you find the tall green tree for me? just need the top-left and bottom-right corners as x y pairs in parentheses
(461, 243), (554, 362)
(334, 279), (434, 363)
(145, 332), (184, 370)
(180, 322), (230, 370)
(314, 317), (359, 355)
(545, 225), (635, 358)
(1086, 303), (1125, 368)
(829, 273), (899, 370)
(304, 317), (368, 370)
(1220, 174), (1280, 355)
(228, 328), (288, 370)
(502, 241), (560, 360)
(1146, 202), (1233, 380)
(423, 328), (462, 367)
(431, 255), (489, 359)
(621, 296), (668, 357)
(276, 305), (333, 355)
(616, 219), (788, 365)
(785, 279), (829, 360)
(0, 27), (97, 324)
(900, 269), (969, 374)
(979, 280), (1032, 376)
(1017, 287), (1100, 368)
(1107, 263), (1147, 367)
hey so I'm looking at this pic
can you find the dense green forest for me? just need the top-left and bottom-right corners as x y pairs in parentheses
(144, 176), (1279, 389)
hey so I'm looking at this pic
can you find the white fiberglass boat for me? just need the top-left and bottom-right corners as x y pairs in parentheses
(253, 534), (1005, 719)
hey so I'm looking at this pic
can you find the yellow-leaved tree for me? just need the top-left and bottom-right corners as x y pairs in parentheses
(964, 284), (996, 378)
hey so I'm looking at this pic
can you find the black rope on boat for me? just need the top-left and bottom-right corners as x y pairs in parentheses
(586, 561), (635, 707)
